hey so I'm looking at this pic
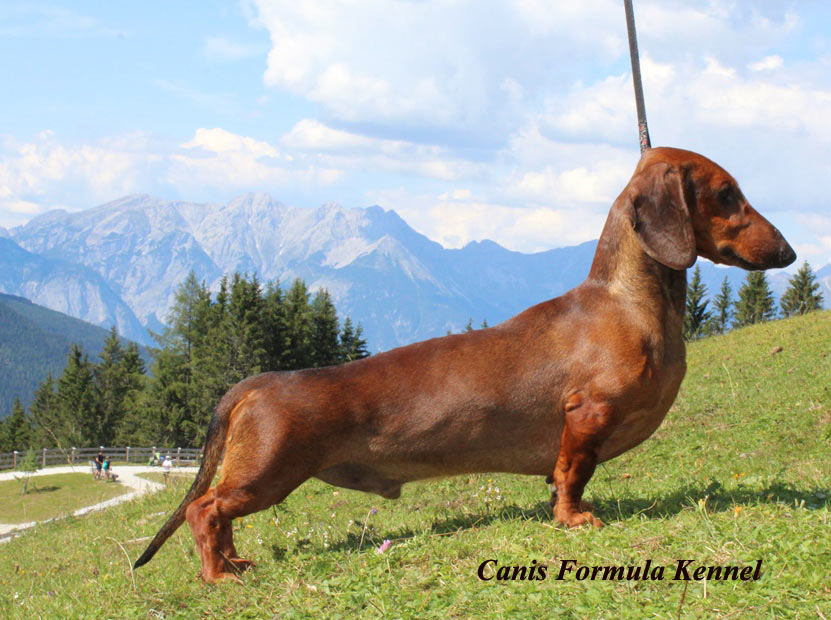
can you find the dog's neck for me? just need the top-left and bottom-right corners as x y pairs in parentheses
(587, 202), (688, 328)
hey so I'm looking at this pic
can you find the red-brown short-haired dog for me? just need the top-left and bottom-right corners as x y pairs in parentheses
(135, 147), (795, 582)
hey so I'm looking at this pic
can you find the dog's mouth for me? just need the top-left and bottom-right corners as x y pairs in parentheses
(718, 242), (796, 270)
(717, 245), (764, 270)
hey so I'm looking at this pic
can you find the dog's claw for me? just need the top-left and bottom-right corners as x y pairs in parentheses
(553, 498), (603, 529)
(564, 511), (604, 529)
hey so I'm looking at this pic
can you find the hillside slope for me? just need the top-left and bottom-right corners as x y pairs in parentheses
(0, 293), (141, 416)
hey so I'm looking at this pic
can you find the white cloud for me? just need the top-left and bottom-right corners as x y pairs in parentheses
(170, 128), (341, 192)
(282, 119), (378, 153)
(0, 132), (157, 225)
(540, 72), (635, 144)
(280, 119), (485, 182)
(372, 187), (607, 253)
(183, 127), (280, 158)
(689, 59), (831, 136)
(749, 55), (784, 71)
(248, 1), (806, 137)
(2, 199), (41, 214)
(249, 1), (632, 133)
(513, 165), (621, 206)
(0, 128), (343, 226)
(793, 213), (831, 267)
(439, 189), (473, 201)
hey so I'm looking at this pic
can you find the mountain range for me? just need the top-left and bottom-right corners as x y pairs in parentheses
(3, 193), (829, 351)
(0, 235), (147, 343)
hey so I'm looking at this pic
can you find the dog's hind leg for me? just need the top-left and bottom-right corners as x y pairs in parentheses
(186, 433), (319, 583)
(186, 467), (313, 583)
(186, 487), (240, 583)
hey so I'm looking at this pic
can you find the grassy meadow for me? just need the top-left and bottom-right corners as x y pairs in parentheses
(1, 311), (829, 618)
(0, 473), (128, 524)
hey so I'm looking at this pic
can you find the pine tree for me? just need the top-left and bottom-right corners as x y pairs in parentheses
(148, 271), (213, 446)
(225, 273), (267, 382)
(121, 342), (146, 390)
(733, 271), (776, 328)
(94, 327), (127, 446)
(481, 319), (489, 329)
(113, 391), (156, 447)
(262, 279), (288, 371)
(28, 374), (57, 448)
(338, 317), (357, 363)
(193, 274), (234, 410)
(311, 289), (341, 368)
(169, 271), (213, 363)
(181, 284), (231, 446)
(1, 398), (32, 452)
(464, 318), (474, 332)
(144, 345), (189, 446)
(339, 318), (369, 362)
(54, 344), (98, 448)
(684, 265), (711, 341)
(780, 261), (823, 317)
(282, 279), (315, 369)
(111, 342), (148, 446)
(709, 276), (733, 334)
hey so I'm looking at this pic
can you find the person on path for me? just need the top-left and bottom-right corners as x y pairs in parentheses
(94, 450), (105, 478)
(162, 455), (172, 484)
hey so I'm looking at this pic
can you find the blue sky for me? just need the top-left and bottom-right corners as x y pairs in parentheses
(2, 1), (830, 268)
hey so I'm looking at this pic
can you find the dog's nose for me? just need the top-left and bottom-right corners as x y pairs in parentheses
(779, 241), (796, 267)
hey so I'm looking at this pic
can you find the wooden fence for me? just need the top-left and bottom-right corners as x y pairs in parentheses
(0, 446), (202, 471)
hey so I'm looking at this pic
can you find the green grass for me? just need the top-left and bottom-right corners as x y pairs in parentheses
(1, 311), (830, 618)
(135, 472), (195, 485)
(0, 473), (129, 524)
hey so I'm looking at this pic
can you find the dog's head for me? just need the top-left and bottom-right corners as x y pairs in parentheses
(622, 147), (795, 271)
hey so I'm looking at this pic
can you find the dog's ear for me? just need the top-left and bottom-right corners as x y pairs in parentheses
(626, 161), (696, 270)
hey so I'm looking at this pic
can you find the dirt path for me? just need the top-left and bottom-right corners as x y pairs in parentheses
(0, 464), (198, 541)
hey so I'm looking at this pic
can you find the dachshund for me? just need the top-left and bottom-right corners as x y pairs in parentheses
(134, 147), (795, 582)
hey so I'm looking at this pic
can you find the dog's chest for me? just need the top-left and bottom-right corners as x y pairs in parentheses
(598, 360), (686, 462)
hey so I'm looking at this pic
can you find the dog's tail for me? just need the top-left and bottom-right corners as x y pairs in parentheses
(133, 390), (237, 571)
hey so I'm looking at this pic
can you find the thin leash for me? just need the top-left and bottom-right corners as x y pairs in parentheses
(623, 0), (651, 155)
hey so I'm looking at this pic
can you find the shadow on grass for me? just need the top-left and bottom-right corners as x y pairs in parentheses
(593, 480), (831, 521)
(318, 503), (552, 557)
(278, 480), (829, 560)
(24, 485), (61, 494)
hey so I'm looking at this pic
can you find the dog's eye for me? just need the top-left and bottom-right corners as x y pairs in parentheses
(718, 188), (733, 204)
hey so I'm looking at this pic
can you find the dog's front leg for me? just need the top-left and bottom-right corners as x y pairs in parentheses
(551, 396), (613, 529)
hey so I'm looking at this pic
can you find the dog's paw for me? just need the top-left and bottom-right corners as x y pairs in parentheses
(565, 511), (604, 529)
(554, 503), (604, 529)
